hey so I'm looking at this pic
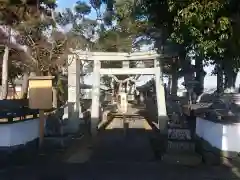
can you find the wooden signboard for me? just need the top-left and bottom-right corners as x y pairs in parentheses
(28, 76), (54, 110)
(28, 76), (54, 147)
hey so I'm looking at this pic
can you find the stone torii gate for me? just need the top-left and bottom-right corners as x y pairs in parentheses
(67, 51), (168, 134)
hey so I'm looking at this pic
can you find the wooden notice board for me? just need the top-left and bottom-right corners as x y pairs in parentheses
(28, 76), (54, 110)
(28, 76), (54, 147)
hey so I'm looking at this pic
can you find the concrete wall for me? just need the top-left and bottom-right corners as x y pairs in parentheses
(0, 119), (40, 147)
(196, 117), (240, 152)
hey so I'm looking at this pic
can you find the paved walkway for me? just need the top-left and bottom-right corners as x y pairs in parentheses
(0, 106), (239, 179)
(88, 117), (154, 163)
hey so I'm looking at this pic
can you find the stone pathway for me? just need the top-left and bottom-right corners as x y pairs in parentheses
(65, 115), (154, 164)
(88, 117), (155, 163)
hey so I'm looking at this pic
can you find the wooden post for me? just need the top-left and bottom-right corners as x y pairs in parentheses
(28, 76), (54, 148)
(39, 110), (45, 146)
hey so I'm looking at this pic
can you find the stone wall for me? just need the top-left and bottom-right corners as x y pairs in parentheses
(0, 118), (40, 151)
(196, 117), (240, 165)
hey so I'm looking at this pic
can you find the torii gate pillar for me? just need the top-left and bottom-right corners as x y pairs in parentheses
(154, 59), (168, 134)
(90, 60), (101, 135)
(65, 54), (81, 133)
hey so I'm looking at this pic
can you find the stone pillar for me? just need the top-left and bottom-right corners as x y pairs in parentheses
(122, 60), (129, 94)
(131, 83), (135, 94)
(91, 60), (101, 135)
(154, 58), (168, 133)
(126, 81), (129, 93)
(122, 60), (129, 68)
(140, 92), (144, 104)
(66, 54), (81, 133)
(111, 78), (115, 103)
(79, 60), (84, 101)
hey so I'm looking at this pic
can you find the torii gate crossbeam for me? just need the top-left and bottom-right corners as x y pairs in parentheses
(99, 68), (155, 75)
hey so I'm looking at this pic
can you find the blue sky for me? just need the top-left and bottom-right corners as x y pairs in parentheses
(57, 0), (79, 9)
(57, 0), (97, 18)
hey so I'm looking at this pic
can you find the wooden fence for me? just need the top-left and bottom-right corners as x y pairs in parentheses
(0, 99), (55, 123)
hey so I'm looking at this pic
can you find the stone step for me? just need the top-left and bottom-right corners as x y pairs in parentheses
(162, 152), (202, 166)
(167, 140), (195, 153)
(168, 128), (192, 140)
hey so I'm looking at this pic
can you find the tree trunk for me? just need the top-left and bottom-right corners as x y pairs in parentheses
(1, 46), (9, 99)
(179, 50), (192, 90)
(52, 86), (58, 108)
(180, 52), (194, 103)
(184, 61), (195, 104)
(167, 75), (171, 93)
(129, 83), (133, 94)
(217, 62), (224, 93)
(183, 60), (194, 90)
(224, 71), (228, 89)
(21, 72), (29, 99)
(224, 66), (238, 90)
(12, 83), (16, 99)
(194, 55), (205, 96)
(171, 62), (178, 95)
(232, 72), (237, 89)
(10, 79), (16, 99)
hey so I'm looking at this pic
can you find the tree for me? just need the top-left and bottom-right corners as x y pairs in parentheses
(136, 0), (240, 96)
(14, 20), (70, 104)
(171, 0), (240, 92)
(133, 0), (190, 95)
(56, 1), (97, 50)
(92, 0), (150, 92)
(0, 0), (57, 99)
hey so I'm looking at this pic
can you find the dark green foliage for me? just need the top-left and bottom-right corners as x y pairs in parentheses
(0, 0), (57, 25)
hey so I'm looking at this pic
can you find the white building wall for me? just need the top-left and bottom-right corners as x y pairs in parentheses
(0, 119), (40, 147)
(196, 117), (240, 152)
